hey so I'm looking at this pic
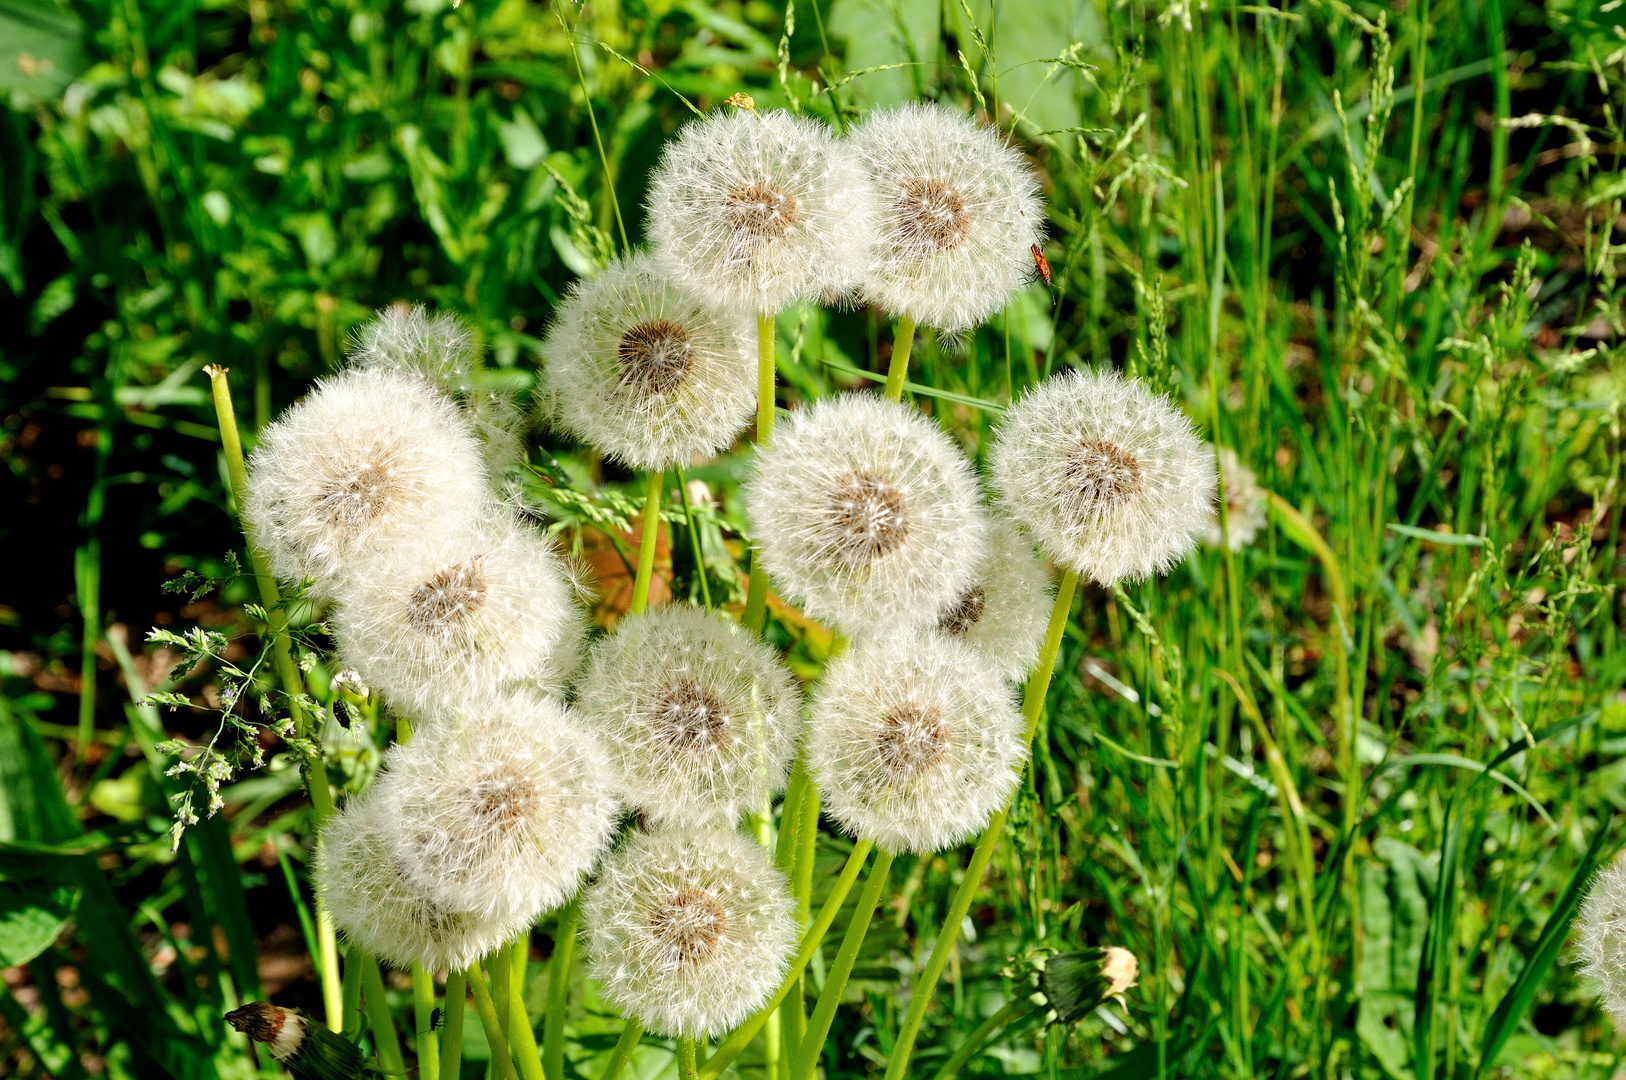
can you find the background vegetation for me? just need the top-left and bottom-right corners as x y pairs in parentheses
(2, 0), (1624, 1077)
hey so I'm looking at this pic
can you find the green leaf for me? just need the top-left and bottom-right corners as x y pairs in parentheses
(1385, 522), (1485, 546)
(0, 0), (89, 101)
(0, 878), (78, 966)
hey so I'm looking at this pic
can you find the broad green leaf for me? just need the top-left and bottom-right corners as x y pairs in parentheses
(0, 878), (78, 966)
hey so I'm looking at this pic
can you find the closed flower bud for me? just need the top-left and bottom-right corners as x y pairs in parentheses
(581, 826), (797, 1039)
(745, 394), (987, 638)
(225, 1003), (365, 1080)
(1200, 445), (1267, 552)
(806, 631), (1026, 855)
(930, 525), (1054, 683)
(577, 604), (801, 828)
(989, 368), (1215, 586)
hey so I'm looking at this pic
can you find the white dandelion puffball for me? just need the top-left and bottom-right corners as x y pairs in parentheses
(577, 605), (801, 828)
(930, 525), (1055, 683)
(316, 795), (522, 973)
(1579, 853), (1626, 1025)
(243, 366), (487, 599)
(375, 691), (619, 923)
(1201, 445), (1268, 552)
(989, 367), (1216, 586)
(646, 108), (878, 315)
(541, 253), (757, 471)
(850, 102), (1043, 334)
(581, 826), (796, 1039)
(744, 393), (987, 637)
(806, 631), (1026, 855)
(330, 508), (583, 715)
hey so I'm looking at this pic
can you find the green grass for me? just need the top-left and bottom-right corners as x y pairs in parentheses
(2, 0), (1625, 1078)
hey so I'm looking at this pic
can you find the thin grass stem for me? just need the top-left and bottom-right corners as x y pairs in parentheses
(676, 468), (712, 609)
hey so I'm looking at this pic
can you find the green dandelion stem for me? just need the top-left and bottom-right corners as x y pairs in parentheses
(440, 971), (468, 1080)
(467, 964), (520, 1080)
(742, 311), (777, 635)
(790, 849), (896, 1080)
(543, 898), (581, 1080)
(631, 470), (663, 616)
(412, 965), (440, 1080)
(676, 468), (712, 609)
(504, 942), (545, 1080)
(883, 569), (1079, 1080)
(598, 1020), (643, 1080)
(883, 316), (916, 402)
(356, 951), (406, 1078)
(699, 839), (876, 1079)
(678, 1037), (698, 1080)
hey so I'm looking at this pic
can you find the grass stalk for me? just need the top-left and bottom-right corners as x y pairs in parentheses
(467, 964), (520, 1080)
(883, 316), (917, 401)
(556, 3), (628, 251)
(441, 971), (468, 1080)
(790, 849), (895, 1080)
(631, 470), (663, 616)
(676, 468), (712, 609)
(543, 899), (581, 1080)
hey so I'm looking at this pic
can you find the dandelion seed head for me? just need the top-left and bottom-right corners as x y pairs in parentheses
(850, 103), (1044, 334)
(929, 526), (1055, 683)
(1578, 853), (1626, 1025)
(646, 109), (878, 315)
(541, 253), (757, 471)
(989, 368), (1215, 586)
(745, 394), (986, 638)
(1201, 445), (1268, 552)
(243, 367), (486, 599)
(577, 605), (801, 828)
(806, 631), (1026, 854)
(581, 826), (796, 1038)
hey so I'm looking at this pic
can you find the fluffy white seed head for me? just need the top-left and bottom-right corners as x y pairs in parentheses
(581, 826), (796, 1038)
(577, 605), (801, 828)
(745, 394), (987, 637)
(541, 253), (757, 471)
(316, 793), (524, 973)
(646, 109), (878, 315)
(330, 508), (584, 716)
(850, 103), (1044, 334)
(348, 304), (527, 475)
(1579, 853), (1626, 1025)
(243, 366), (487, 600)
(374, 691), (619, 923)
(929, 525), (1055, 683)
(1201, 446), (1268, 552)
(805, 631), (1026, 855)
(989, 368), (1216, 586)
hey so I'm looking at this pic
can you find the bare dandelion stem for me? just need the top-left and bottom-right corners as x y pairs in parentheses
(632, 471), (663, 615)
(467, 964), (520, 1080)
(883, 316), (916, 401)
(791, 850), (895, 1080)
(413, 965), (441, 1080)
(543, 899), (581, 1080)
(598, 1020), (643, 1080)
(742, 312), (777, 634)
(678, 1037), (698, 1080)
(441, 971), (468, 1080)
(358, 950), (407, 1077)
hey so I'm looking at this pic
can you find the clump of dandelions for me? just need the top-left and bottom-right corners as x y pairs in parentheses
(576, 605), (801, 828)
(541, 252), (757, 471)
(330, 508), (583, 715)
(1578, 854), (1626, 1024)
(316, 794), (519, 973)
(805, 631), (1026, 855)
(745, 393), (987, 637)
(646, 108), (877, 315)
(1201, 445), (1268, 552)
(243, 365), (487, 599)
(930, 525), (1055, 683)
(849, 102), (1043, 335)
(374, 691), (619, 923)
(581, 826), (797, 1039)
(989, 367), (1215, 586)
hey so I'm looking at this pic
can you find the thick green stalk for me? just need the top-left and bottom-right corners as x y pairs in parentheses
(742, 312), (777, 635)
(441, 971), (468, 1080)
(413, 966), (440, 1080)
(676, 469), (712, 609)
(930, 998), (1033, 1080)
(599, 1021), (643, 1080)
(467, 965), (519, 1080)
(699, 840), (875, 1079)
(341, 945), (362, 1035)
(774, 761), (810, 1061)
(790, 850), (895, 1080)
(543, 899), (581, 1080)
(632, 471), (663, 616)
(883, 570), (1078, 1080)
(678, 1037), (698, 1080)
(357, 952), (406, 1077)
(883, 316), (916, 401)
(506, 941), (545, 1080)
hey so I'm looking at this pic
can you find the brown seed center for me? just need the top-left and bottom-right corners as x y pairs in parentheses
(876, 702), (949, 776)
(724, 182), (800, 239)
(407, 559), (488, 634)
(651, 679), (731, 754)
(319, 457), (398, 526)
(827, 470), (910, 563)
(650, 888), (728, 964)
(468, 763), (541, 833)
(1065, 438), (1143, 508)
(937, 586), (987, 636)
(895, 176), (970, 251)
(617, 319), (695, 395)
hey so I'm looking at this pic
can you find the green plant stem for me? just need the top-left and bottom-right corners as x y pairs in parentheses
(631, 470), (662, 616)
(505, 942), (545, 1080)
(75, 538), (99, 765)
(742, 311), (777, 634)
(467, 965), (520, 1080)
(773, 762), (810, 1061)
(357, 951), (406, 1077)
(791, 849), (895, 1080)
(883, 569), (1078, 1080)
(930, 997), (1033, 1080)
(413, 965), (440, 1080)
(543, 899), (580, 1080)
(786, 770), (820, 1050)
(676, 468), (712, 609)
(699, 840), (875, 1080)
(441, 970), (468, 1080)
(556, 3), (627, 251)
(678, 1037), (698, 1080)
(599, 1021), (643, 1080)
(883, 316), (916, 401)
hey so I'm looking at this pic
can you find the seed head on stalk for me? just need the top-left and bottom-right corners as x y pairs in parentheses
(1578, 853), (1626, 1025)
(929, 524), (1055, 683)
